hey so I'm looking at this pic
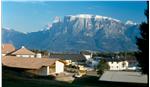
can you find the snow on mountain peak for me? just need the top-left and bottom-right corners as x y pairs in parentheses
(67, 14), (93, 18)
(95, 15), (120, 22)
(23, 32), (27, 34)
(2, 14), (139, 52)
(53, 16), (61, 23)
(126, 20), (137, 25)
(76, 14), (93, 18)
(4, 27), (11, 30)
(95, 15), (106, 19)
(46, 23), (52, 29)
(66, 14), (121, 22)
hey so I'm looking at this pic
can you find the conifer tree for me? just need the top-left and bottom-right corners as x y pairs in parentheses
(136, 2), (149, 74)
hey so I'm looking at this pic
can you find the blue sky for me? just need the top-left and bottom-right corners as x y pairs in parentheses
(2, 1), (147, 32)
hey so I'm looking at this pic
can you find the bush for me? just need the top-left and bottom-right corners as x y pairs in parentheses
(97, 59), (109, 76)
(32, 75), (56, 80)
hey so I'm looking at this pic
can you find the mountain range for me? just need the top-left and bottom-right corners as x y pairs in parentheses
(2, 14), (140, 52)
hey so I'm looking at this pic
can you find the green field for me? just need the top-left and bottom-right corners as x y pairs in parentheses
(2, 69), (148, 87)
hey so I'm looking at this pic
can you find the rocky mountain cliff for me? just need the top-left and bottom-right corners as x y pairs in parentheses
(2, 14), (140, 52)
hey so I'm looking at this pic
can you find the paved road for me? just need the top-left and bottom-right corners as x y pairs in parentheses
(86, 71), (98, 76)
(99, 71), (148, 83)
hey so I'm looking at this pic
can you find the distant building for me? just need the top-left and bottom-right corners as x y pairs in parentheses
(11, 46), (36, 58)
(125, 57), (139, 70)
(105, 57), (138, 71)
(107, 60), (128, 70)
(88, 56), (138, 71)
(2, 44), (15, 56)
(2, 56), (64, 76)
(49, 53), (86, 65)
(86, 57), (101, 68)
(81, 51), (93, 60)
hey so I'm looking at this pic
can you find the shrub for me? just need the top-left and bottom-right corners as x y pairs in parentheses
(97, 59), (109, 76)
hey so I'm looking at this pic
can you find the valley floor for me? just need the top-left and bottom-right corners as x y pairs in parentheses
(2, 69), (148, 87)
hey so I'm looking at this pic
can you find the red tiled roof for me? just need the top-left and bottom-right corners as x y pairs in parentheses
(2, 56), (58, 69)
(2, 44), (15, 54)
(49, 54), (86, 61)
(12, 46), (35, 55)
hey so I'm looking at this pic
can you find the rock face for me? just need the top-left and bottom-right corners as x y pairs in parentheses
(2, 14), (140, 52)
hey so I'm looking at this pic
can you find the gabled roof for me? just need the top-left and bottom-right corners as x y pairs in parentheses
(12, 46), (35, 55)
(80, 51), (92, 55)
(2, 44), (15, 54)
(2, 56), (58, 69)
(49, 53), (86, 61)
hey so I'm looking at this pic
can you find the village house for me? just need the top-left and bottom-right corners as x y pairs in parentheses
(107, 60), (128, 70)
(80, 51), (93, 60)
(86, 55), (138, 71)
(86, 57), (129, 70)
(2, 56), (64, 76)
(86, 57), (101, 68)
(49, 53), (87, 66)
(11, 46), (36, 58)
(49, 53), (88, 72)
(2, 45), (65, 76)
(105, 57), (138, 71)
(125, 56), (139, 70)
(2, 44), (15, 56)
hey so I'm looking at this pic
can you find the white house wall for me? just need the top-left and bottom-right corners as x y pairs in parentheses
(30, 55), (34, 58)
(55, 61), (64, 73)
(2, 54), (6, 56)
(108, 61), (128, 70)
(16, 55), (35, 58)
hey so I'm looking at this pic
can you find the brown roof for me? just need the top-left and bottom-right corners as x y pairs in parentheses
(2, 44), (15, 54)
(12, 46), (35, 55)
(80, 51), (92, 55)
(2, 56), (58, 69)
(49, 53), (86, 61)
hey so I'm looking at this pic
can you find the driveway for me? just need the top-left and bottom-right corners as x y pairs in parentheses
(55, 72), (75, 82)
(99, 71), (148, 83)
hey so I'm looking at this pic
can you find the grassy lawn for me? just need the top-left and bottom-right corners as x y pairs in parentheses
(2, 69), (148, 87)
(2, 69), (79, 87)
